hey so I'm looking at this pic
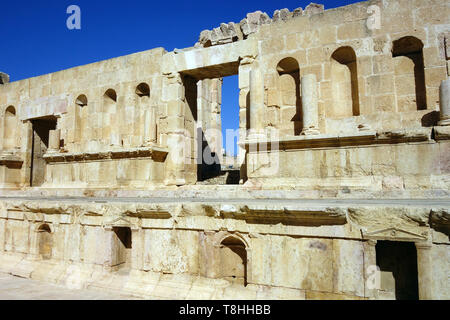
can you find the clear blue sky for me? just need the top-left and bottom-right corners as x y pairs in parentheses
(1, 0), (361, 155)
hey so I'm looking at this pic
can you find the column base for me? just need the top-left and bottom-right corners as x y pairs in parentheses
(438, 118), (450, 126)
(301, 128), (320, 136)
(164, 178), (186, 186)
(358, 123), (372, 131)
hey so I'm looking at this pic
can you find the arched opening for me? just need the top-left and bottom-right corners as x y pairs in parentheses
(75, 95), (88, 142)
(219, 236), (247, 286)
(112, 227), (132, 270)
(392, 37), (426, 111)
(75, 94), (88, 106)
(4, 106), (17, 149)
(104, 89), (117, 102)
(103, 89), (119, 145)
(136, 83), (150, 97)
(331, 46), (360, 117)
(277, 57), (302, 135)
(37, 224), (53, 260)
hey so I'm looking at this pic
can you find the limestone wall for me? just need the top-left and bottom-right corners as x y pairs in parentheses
(0, 199), (447, 299)
(0, 48), (167, 188)
(0, 0), (449, 193)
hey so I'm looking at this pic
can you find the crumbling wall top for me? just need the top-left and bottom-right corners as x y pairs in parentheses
(195, 3), (325, 48)
(0, 72), (10, 84)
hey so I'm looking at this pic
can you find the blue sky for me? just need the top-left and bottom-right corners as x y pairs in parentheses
(0, 0), (361, 155)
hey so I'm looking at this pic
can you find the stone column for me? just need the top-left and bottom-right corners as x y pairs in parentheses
(143, 108), (157, 145)
(48, 129), (61, 152)
(363, 239), (378, 299)
(28, 223), (40, 260)
(438, 79), (450, 126)
(249, 68), (264, 136)
(163, 72), (186, 186)
(131, 227), (144, 271)
(0, 219), (5, 252)
(415, 242), (433, 300)
(103, 226), (114, 269)
(301, 74), (320, 135)
(238, 56), (254, 183)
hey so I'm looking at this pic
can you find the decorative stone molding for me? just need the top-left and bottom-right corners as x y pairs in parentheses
(434, 126), (450, 141)
(0, 151), (23, 168)
(241, 127), (434, 151)
(43, 145), (168, 163)
(220, 205), (347, 226)
(361, 227), (428, 242)
(103, 216), (139, 230)
(376, 128), (432, 143)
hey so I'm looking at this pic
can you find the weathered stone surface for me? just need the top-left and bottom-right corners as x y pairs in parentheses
(0, 72), (9, 85)
(0, 0), (449, 300)
(304, 3), (325, 16)
(292, 7), (304, 17)
(272, 9), (291, 23)
(240, 11), (271, 37)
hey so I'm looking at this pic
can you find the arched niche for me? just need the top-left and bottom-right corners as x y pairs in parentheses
(330, 46), (360, 117)
(219, 235), (248, 286)
(3, 106), (17, 149)
(392, 36), (426, 111)
(37, 223), (53, 260)
(75, 94), (88, 107)
(102, 89), (119, 144)
(74, 95), (88, 142)
(104, 89), (117, 102)
(136, 83), (150, 98)
(277, 57), (302, 135)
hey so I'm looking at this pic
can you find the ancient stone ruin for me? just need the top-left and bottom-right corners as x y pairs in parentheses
(0, 0), (449, 299)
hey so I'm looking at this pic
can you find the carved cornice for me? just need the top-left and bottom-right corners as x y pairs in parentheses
(361, 227), (428, 242)
(43, 145), (168, 163)
(241, 132), (377, 151)
(220, 204), (347, 226)
(241, 128), (433, 151)
(434, 126), (450, 141)
(0, 151), (23, 168)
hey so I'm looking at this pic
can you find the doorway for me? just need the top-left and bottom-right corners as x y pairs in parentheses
(30, 117), (57, 187)
(376, 240), (419, 300)
(112, 227), (132, 270)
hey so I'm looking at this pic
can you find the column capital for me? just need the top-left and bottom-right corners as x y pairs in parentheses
(415, 241), (432, 250)
(163, 71), (183, 84)
(239, 55), (257, 66)
(365, 239), (378, 247)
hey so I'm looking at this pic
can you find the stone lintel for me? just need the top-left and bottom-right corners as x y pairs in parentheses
(434, 126), (450, 141)
(220, 205), (347, 226)
(42, 146), (169, 163)
(241, 128), (434, 151)
(0, 152), (23, 168)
